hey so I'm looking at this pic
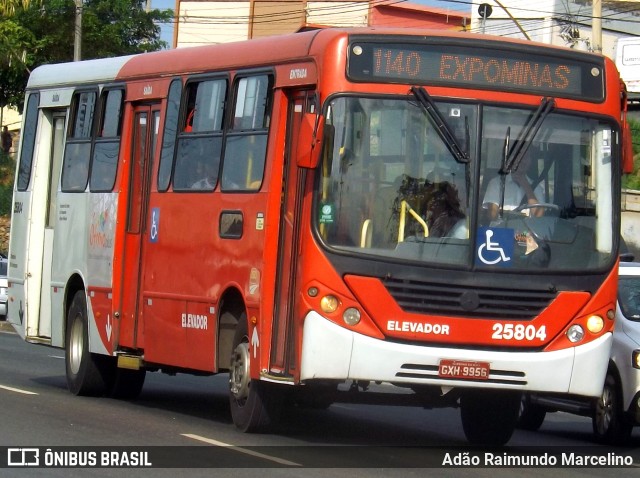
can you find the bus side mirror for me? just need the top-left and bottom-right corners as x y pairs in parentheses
(622, 122), (634, 174)
(297, 112), (324, 169)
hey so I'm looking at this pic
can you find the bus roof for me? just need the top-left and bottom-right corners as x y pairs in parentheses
(27, 55), (136, 90)
(118, 27), (608, 80)
(24, 27), (610, 90)
(117, 29), (325, 80)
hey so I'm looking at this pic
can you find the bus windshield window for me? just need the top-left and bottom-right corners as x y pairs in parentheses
(316, 96), (616, 271)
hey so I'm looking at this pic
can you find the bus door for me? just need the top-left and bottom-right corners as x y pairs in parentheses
(119, 103), (160, 349)
(23, 109), (66, 340)
(38, 112), (66, 338)
(270, 90), (315, 376)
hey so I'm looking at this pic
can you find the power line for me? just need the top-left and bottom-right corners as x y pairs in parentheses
(161, 0), (640, 28)
(156, 0), (640, 45)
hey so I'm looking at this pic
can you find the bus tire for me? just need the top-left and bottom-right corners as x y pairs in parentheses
(109, 368), (146, 400)
(592, 372), (633, 445)
(460, 389), (520, 445)
(65, 290), (110, 396)
(228, 314), (283, 432)
(517, 394), (547, 431)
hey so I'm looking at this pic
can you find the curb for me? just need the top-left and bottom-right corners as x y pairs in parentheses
(0, 321), (16, 333)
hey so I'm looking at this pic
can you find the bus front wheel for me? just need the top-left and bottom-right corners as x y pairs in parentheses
(228, 314), (284, 432)
(592, 372), (633, 444)
(65, 290), (110, 396)
(460, 389), (521, 445)
(517, 394), (547, 431)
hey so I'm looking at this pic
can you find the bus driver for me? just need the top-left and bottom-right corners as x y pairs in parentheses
(482, 148), (545, 221)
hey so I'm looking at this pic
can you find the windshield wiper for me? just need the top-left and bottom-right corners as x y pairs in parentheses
(411, 86), (470, 164)
(501, 97), (555, 174)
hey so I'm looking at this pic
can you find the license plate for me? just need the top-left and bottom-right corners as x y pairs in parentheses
(438, 359), (490, 380)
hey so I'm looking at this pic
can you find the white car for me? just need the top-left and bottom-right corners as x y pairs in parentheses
(519, 261), (640, 444)
(0, 254), (7, 319)
(593, 261), (640, 443)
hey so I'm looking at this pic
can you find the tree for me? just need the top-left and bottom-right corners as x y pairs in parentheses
(0, 17), (38, 113)
(1, 0), (173, 110)
(0, 0), (34, 16)
(622, 118), (640, 190)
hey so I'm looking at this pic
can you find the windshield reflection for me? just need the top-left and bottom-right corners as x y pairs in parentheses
(315, 95), (616, 271)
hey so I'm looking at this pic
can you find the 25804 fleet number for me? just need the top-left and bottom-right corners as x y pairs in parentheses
(492, 323), (547, 341)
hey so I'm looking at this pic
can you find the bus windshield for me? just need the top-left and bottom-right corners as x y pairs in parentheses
(315, 95), (616, 271)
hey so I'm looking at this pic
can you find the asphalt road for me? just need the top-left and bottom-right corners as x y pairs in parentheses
(1, 321), (639, 477)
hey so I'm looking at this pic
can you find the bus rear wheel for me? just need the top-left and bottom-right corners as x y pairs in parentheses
(460, 389), (521, 445)
(65, 290), (110, 396)
(228, 314), (284, 432)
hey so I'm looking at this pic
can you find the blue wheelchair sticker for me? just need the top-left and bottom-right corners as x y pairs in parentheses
(150, 208), (160, 243)
(476, 227), (514, 267)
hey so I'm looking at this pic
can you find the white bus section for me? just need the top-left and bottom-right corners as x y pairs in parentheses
(26, 56), (135, 89)
(8, 56), (133, 346)
(300, 312), (612, 397)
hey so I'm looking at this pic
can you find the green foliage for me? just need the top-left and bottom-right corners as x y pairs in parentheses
(82, 0), (170, 56)
(0, 0), (36, 17)
(0, 0), (173, 110)
(622, 118), (640, 190)
(0, 18), (39, 111)
(0, 151), (14, 216)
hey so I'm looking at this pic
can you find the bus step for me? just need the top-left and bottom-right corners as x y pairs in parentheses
(25, 336), (51, 345)
(117, 354), (143, 370)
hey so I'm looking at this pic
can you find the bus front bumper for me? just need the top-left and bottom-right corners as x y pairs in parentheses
(300, 311), (611, 398)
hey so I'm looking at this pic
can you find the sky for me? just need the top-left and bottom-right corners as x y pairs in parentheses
(151, 0), (175, 44)
(150, 0), (471, 47)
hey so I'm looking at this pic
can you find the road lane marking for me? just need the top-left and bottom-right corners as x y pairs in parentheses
(181, 433), (301, 466)
(0, 384), (38, 395)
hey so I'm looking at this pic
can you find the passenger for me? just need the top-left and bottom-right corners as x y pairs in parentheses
(519, 231), (551, 268)
(191, 160), (216, 190)
(184, 108), (195, 132)
(424, 181), (467, 238)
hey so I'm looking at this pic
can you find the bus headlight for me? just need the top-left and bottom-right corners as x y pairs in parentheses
(586, 315), (604, 334)
(632, 350), (640, 370)
(343, 308), (361, 326)
(320, 295), (339, 314)
(566, 325), (584, 343)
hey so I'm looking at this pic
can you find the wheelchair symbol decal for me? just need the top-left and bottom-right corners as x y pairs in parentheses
(476, 227), (514, 266)
(150, 207), (160, 243)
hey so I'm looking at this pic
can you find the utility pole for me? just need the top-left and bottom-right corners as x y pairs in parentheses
(74, 0), (83, 61)
(592, 0), (602, 53)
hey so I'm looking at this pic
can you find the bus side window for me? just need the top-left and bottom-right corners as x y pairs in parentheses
(61, 90), (96, 192)
(90, 88), (124, 192)
(157, 79), (182, 192)
(17, 93), (40, 191)
(221, 74), (272, 192)
(173, 77), (226, 191)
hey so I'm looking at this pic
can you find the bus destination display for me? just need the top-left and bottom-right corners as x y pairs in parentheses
(348, 42), (604, 101)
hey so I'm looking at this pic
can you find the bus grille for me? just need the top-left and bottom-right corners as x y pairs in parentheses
(383, 278), (557, 320)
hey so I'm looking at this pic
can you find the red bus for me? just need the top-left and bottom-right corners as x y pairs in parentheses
(8, 28), (634, 445)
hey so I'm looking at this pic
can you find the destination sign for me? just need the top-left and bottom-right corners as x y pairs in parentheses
(347, 41), (605, 102)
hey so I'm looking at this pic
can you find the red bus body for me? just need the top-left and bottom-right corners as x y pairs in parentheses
(8, 28), (630, 445)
